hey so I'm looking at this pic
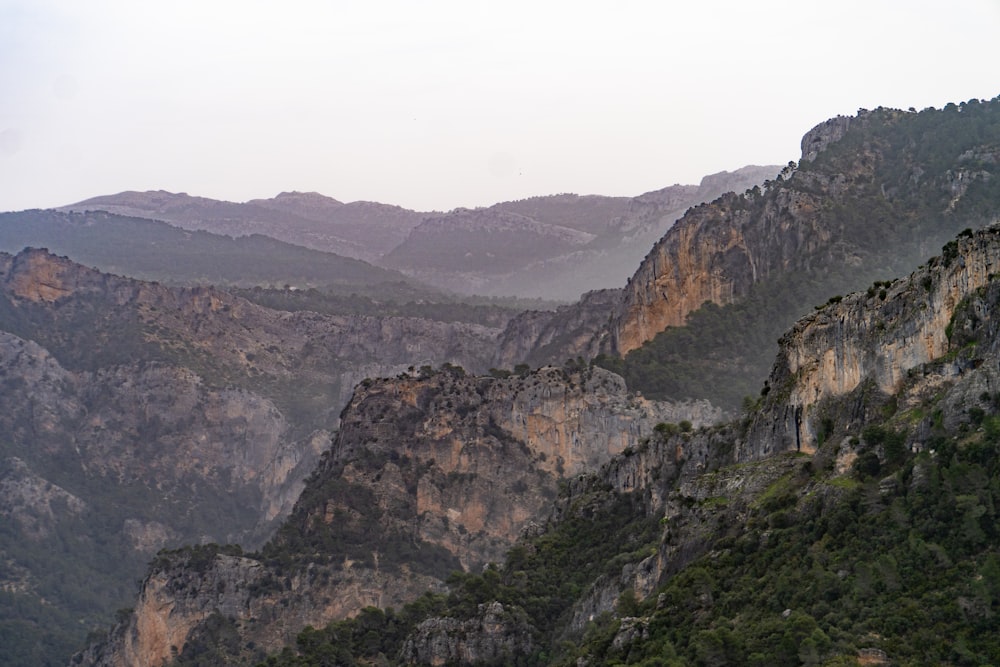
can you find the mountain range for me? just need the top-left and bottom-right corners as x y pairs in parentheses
(2, 96), (1000, 666)
(55, 166), (776, 302)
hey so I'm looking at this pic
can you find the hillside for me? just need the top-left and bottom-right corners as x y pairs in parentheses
(97, 215), (1000, 667)
(0, 209), (431, 297)
(596, 98), (1000, 410)
(61, 190), (428, 262)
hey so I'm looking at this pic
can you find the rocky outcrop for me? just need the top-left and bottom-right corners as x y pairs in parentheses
(491, 288), (619, 370)
(321, 366), (720, 569)
(76, 550), (265, 667)
(800, 114), (856, 163)
(79, 365), (722, 666)
(400, 601), (533, 666)
(743, 225), (1000, 459)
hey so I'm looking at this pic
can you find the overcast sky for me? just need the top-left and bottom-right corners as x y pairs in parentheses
(1, 0), (998, 213)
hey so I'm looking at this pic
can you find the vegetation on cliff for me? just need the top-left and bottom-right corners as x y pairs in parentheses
(16, 98), (1000, 667)
(600, 98), (1000, 411)
(225, 225), (1000, 667)
(246, 358), (1000, 666)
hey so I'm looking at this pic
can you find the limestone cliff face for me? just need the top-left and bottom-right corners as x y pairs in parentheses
(317, 365), (720, 570)
(608, 104), (999, 357)
(76, 546), (444, 667)
(744, 225), (1000, 459)
(610, 155), (864, 356)
(76, 551), (265, 667)
(79, 366), (721, 666)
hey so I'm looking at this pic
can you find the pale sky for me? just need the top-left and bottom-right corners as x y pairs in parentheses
(1, 0), (998, 213)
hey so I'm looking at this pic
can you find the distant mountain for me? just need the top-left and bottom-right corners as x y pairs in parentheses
(61, 190), (429, 262)
(382, 167), (778, 300)
(382, 207), (598, 275)
(0, 209), (430, 297)
(61, 169), (777, 302)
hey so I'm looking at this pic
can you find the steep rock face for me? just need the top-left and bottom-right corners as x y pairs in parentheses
(81, 366), (721, 666)
(743, 225), (1000, 459)
(77, 546), (445, 667)
(77, 552), (265, 667)
(400, 601), (533, 666)
(611, 194), (758, 354)
(610, 161), (865, 356)
(609, 103), (1000, 357)
(313, 365), (720, 571)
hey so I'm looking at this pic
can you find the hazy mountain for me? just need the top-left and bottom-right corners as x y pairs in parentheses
(0, 209), (432, 298)
(381, 167), (777, 300)
(60, 169), (778, 303)
(61, 190), (429, 262)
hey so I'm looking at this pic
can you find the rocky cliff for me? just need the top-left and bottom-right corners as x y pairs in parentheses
(78, 365), (721, 666)
(398, 223), (1000, 666)
(743, 224), (1000, 459)
(491, 288), (620, 369)
(609, 103), (1000, 357)
(400, 601), (533, 665)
